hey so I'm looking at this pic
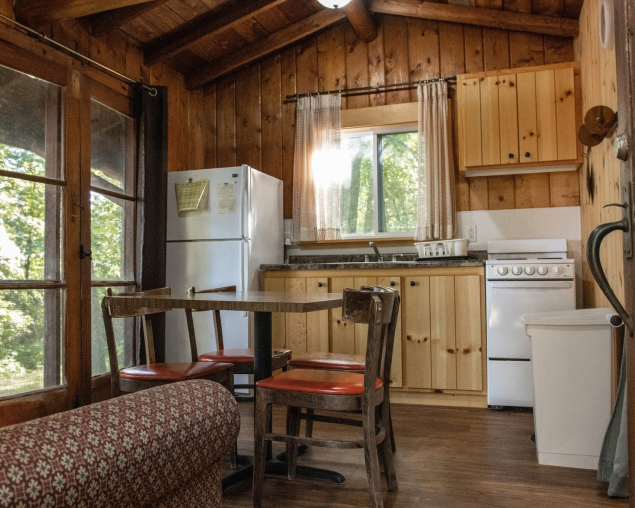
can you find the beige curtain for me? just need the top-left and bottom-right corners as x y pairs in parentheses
(415, 82), (455, 241)
(291, 95), (342, 243)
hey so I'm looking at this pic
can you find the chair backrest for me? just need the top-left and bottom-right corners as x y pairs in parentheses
(101, 287), (171, 396)
(185, 285), (237, 360)
(342, 286), (399, 399)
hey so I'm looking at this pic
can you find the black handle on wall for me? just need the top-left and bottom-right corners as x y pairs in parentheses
(587, 218), (633, 333)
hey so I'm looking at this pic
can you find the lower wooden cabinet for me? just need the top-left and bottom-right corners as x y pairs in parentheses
(262, 266), (485, 406)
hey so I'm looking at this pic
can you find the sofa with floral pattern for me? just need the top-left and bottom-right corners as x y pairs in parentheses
(0, 379), (240, 507)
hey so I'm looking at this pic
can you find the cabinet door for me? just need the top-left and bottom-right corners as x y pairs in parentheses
(306, 277), (329, 353)
(404, 277), (431, 389)
(535, 69), (558, 162)
(459, 77), (482, 168)
(555, 67), (577, 160)
(285, 278), (307, 355)
(377, 276), (403, 388)
(430, 276), (457, 390)
(498, 74), (519, 164)
(455, 275), (483, 391)
(516, 72), (538, 163)
(331, 277), (355, 354)
(263, 278), (286, 349)
(353, 276), (377, 356)
(480, 75), (501, 166)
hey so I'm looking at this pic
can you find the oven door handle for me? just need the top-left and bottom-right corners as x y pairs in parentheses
(587, 218), (632, 333)
(488, 281), (573, 289)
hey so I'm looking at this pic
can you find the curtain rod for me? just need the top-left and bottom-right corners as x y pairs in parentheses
(0, 12), (157, 96)
(285, 76), (456, 100)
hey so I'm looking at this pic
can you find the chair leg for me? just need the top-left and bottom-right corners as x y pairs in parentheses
(253, 390), (269, 508)
(379, 402), (397, 492)
(384, 389), (396, 453)
(305, 407), (315, 438)
(286, 406), (301, 480)
(363, 401), (384, 508)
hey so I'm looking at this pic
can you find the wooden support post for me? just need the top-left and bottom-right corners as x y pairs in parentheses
(344, 0), (377, 43)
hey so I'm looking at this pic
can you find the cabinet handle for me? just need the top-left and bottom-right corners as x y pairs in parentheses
(409, 281), (415, 286)
(508, 153), (514, 159)
(525, 152), (530, 158)
(317, 282), (323, 287)
(390, 281), (396, 287)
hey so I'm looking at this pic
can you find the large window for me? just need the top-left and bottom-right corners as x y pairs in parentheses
(340, 126), (418, 237)
(0, 64), (64, 397)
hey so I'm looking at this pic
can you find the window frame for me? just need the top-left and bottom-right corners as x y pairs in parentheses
(340, 123), (418, 239)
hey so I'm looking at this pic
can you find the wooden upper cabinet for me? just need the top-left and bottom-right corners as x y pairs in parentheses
(457, 62), (582, 177)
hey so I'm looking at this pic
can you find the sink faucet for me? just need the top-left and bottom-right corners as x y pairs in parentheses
(369, 242), (382, 262)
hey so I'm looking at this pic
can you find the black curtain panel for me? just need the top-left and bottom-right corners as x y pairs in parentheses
(136, 85), (168, 364)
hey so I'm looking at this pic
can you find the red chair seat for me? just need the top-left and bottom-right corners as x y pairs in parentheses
(256, 369), (382, 395)
(199, 348), (292, 364)
(288, 353), (365, 371)
(120, 362), (232, 381)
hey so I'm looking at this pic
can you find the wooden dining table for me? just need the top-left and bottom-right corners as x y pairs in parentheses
(104, 290), (345, 490)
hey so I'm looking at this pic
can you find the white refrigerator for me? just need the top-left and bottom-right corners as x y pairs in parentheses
(164, 165), (283, 369)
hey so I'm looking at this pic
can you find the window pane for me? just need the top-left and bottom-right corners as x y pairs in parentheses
(0, 65), (62, 180)
(0, 289), (63, 397)
(0, 178), (62, 281)
(91, 286), (134, 376)
(91, 100), (134, 195)
(340, 135), (374, 235)
(90, 192), (134, 281)
(378, 132), (418, 233)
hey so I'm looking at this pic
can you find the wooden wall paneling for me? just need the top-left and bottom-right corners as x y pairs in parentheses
(549, 170), (580, 207)
(317, 23), (347, 108)
(535, 69), (558, 161)
(482, 27), (510, 71)
(285, 277), (307, 354)
(516, 71), (538, 163)
(367, 16), (386, 107)
(404, 276), (431, 389)
(508, 31), (545, 68)
(203, 85), (217, 168)
(438, 22), (465, 78)
(430, 276), (457, 390)
(163, 65), (180, 171)
(344, 23), (370, 110)
(382, 15), (410, 105)
(407, 18), (440, 102)
(188, 88), (205, 170)
(331, 277), (355, 354)
(124, 42), (142, 82)
(514, 173), (550, 208)
(235, 64), (262, 170)
(455, 275), (483, 390)
(89, 30), (128, 78)
(280, 47), (296, 219)
(306, 277), (329, 353)
(215, 75), (237, 167)
(175, 70), (190, 172)
(353, 276), (377, 355)
(469, 178), (489, 210)
(554, 66), (577, 160)
(488, 173), (516, 209)
(376, 275), (402, 388)
(0, 0), (13, 17)
(544, 36), (575, 63)
(263, 278), (286, 349)
(295, 37), (318, 95)
(261, 54), (283, 179)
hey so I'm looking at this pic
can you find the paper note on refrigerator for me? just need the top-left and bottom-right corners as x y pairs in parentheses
(216, 182), (236, 214)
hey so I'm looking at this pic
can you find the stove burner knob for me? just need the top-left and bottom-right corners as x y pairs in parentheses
(497, 266), (508, 275)
(537, 266), (548, 276)
(512, 266), (522, 276)
(553, 266), (563, 275)
(524, 266), (535, 275)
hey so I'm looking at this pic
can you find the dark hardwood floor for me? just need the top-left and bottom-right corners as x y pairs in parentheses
(222, 403), (627, 507)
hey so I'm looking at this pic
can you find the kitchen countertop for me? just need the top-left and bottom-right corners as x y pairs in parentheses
(261, 251), (486, 271)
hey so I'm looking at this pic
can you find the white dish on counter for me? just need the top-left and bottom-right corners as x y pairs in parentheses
(415, 238), (470, 258)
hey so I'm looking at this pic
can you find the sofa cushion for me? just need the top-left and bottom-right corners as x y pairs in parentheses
(0, 380), (239, 507)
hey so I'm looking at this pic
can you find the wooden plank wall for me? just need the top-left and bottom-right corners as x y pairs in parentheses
(574, 0), (623, 308)
(185, 14), (579, 219)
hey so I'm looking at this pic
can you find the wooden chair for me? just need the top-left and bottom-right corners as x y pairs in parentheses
(101, 287), (235, 398)
(253, 286), (399, 508)
(185, 285), (292, 401)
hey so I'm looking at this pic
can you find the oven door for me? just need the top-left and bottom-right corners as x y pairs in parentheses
(486, 280), (575, 359)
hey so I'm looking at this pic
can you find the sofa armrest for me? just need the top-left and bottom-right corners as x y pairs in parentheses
(0, 380), (239, 506)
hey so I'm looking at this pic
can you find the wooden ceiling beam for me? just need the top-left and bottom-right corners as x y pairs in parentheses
(344, 0), (377, 43)
(14, 0), (156, 26)
(143, 0), (287, 66)
(186, 8), (347, 89)
(369, 0), (579, 37)
(91, 0), (168, 37)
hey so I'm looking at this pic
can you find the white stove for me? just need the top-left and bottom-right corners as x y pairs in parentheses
(486, 239), (576, 407)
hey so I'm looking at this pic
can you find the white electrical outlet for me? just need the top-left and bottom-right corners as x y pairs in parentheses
(467, 224), (477, 242)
